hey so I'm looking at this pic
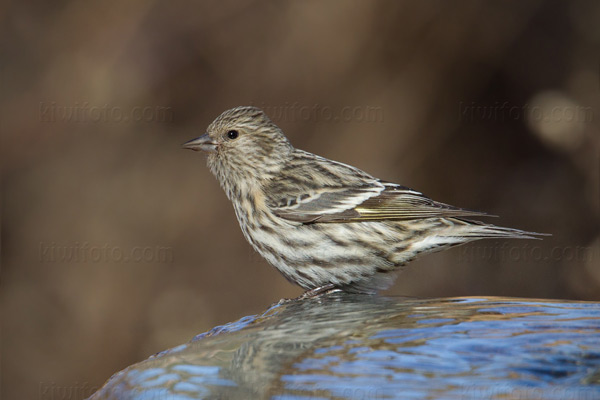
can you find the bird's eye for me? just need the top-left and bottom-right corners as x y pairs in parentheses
(227, 130), (239, 140)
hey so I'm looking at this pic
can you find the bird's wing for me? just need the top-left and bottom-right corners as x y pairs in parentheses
(265, 152), (488, 223)
(268, 181), (489, 223)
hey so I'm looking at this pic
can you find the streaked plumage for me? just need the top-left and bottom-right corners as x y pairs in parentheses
(184, 106), (542, 293)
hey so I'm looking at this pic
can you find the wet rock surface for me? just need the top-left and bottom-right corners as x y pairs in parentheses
(90, 294), (600, 399)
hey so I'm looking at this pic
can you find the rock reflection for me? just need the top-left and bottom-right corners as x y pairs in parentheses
(90, 294), (600, 399)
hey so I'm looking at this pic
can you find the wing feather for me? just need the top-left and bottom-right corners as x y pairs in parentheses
(269, 180), (488, 224)
(265, 150), (488, 224)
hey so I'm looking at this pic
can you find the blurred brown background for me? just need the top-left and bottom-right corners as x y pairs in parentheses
(2, 0), (600, 398)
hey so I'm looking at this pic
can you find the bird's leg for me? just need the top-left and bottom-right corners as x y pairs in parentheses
(271, 283), (342, 307)
(296, 284), (341, 300)
(272, 284), (342, 307)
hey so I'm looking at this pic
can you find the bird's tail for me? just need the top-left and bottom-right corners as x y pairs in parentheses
(372, 219), (548, 292)
(402, 218), (548, 258)
(450, 219), (549, 240)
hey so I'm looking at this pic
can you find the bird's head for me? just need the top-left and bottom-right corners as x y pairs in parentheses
(184, 106), (292, 196)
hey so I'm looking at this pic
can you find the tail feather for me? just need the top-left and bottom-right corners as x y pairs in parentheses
(453, 219), (549, 241)
(404, 219), (549, 257)
(372, 219), (549, 293)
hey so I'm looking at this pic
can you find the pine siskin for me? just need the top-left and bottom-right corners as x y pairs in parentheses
(184, 106), (543, 294)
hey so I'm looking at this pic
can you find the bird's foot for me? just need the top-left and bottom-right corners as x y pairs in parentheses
(272, 284), (342, 307)
(297, 284), (342, 300)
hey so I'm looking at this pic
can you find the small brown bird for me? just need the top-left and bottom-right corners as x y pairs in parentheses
(184, 106), (542, 294)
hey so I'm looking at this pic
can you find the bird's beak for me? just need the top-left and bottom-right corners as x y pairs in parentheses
(182, 134), (217, 153)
